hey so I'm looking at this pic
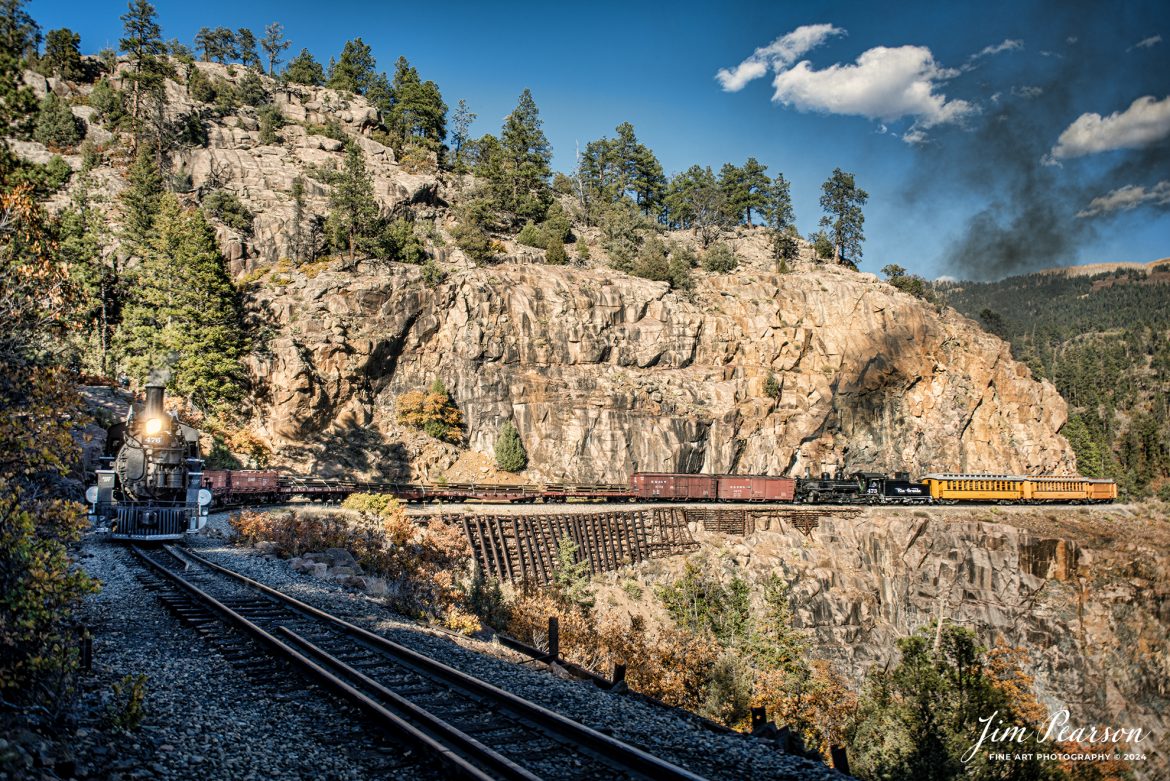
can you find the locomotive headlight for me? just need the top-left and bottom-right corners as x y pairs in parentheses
(144, 417), (164, 435)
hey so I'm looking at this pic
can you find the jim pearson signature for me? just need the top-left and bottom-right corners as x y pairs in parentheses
(963, 709), (1148, 764)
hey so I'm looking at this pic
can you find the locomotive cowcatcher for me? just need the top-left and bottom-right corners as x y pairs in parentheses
(87, 380), (212, 541)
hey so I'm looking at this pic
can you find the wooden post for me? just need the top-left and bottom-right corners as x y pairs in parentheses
(512, 517), (529, 584)
(547, 616), (559, 661)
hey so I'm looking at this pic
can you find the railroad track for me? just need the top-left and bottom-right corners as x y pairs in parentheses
(130, 544), (710, 781)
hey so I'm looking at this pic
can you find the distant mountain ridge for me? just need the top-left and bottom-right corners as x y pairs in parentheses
(1035, 257), (1170, 278)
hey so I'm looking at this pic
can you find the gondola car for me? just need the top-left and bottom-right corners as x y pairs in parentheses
(87, 381), (212, 541)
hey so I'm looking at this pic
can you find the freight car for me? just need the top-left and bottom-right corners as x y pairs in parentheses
(921, 474), (1117, 504)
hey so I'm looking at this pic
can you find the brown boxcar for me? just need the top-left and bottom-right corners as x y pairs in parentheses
(716, 475), (796, 502)
(630, 472), (718, 500)
(227, 470), (281, 494)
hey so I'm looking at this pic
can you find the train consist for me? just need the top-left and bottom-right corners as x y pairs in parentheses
(88, 384), (1117, 543)
(200, 467), (1116, 508)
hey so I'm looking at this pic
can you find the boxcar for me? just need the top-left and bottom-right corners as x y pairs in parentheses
(630, 472), (718, 500)
(716, 475), (796, 502)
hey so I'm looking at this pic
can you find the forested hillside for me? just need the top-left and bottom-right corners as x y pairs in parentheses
(940, 264), (1170, 496)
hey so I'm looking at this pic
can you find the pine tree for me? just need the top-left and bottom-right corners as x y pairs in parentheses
(43, 28), (84, 80)
(819, 167), (868, 266)
(119, 142), (164, 255)
(449, 99), (475, 172)
(326, 143), (380, 260)
(327, 38), (376, 94)
(58, 183), (118, 375)
(118, 0), (170, 150)
(33, 92), (84, 148)
(235, 27), (261, 70)
(0, 0), (39, 162)
(551, 535), (594, 613)
(260, 22), (289, 75)
(494, 420), (528, 472)
(738, 157), (770, 225)
(283, 48), (324, 86)
(665, 165), (728, 247)
(115, 194), (244, 409)
(370, 56), (447, 152)
(497, 88), (552, 225)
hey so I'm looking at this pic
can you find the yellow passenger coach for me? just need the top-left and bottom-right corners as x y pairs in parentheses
(921, 474), (1117, 503)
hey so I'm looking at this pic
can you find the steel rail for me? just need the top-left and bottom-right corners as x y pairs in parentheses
(131, 545), (503, 781)
(177, 546), (711, 781)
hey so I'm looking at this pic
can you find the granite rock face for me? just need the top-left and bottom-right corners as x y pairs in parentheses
(249, 259), (1074, 482)
(700, 506), (1169, 779)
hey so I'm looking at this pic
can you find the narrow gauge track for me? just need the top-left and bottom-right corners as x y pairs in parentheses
(130, 544), (710, 781)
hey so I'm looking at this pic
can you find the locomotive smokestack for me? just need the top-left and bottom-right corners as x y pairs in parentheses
(144, 383), (165, 419)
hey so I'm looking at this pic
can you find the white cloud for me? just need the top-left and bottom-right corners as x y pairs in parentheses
(769, 44), (976, 129)
(715, 24), (844, 92)
(973, 38), (1023, 59)
(1133, 35), (1162, 50)
(1077, 181), (1170, 217)
(1049, 95), (1170, 160)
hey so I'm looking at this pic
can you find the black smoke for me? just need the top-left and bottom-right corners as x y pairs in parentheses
(903, 1), (1170, 280)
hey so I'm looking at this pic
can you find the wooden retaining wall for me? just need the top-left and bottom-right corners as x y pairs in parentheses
(456, 508), (699, 586)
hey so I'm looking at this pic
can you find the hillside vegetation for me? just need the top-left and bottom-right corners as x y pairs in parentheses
(940, 264), (1170, 496)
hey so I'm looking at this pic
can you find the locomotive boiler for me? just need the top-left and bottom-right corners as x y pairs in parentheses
(87, 380), (212, 541)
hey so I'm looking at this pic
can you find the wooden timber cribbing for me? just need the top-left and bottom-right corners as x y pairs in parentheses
(456, 508), (699, 586)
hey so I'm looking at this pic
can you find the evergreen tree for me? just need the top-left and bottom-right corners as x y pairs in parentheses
(58, 183), (119, 375)
(119, 141), (164, 255)
(551, 535), (594, 613)
(494, 420), (528, 472)
(119, 0), (170, 149)
(33, 92), (84, 147)
(720, 157), (769, 225)
(819, 167), (868, 265)
(326, 143), (380, 260)
(43, 27), (84, 80)
(449, 98), (475, 172)
(386, 56), (446, 148)
(665, 165), (729, 247)
(497, 88), (552, 225)
(0, 0), (39, 157)
(235, 27), (260, 70)
(260, 22), (289, 75)
(764, 173), (798, 268)
(194, 27), (237, 63)
(578, 122), (665, 219)
(283, 47), (324, 86)
(115, 194), (245, 409)
(327, 37), (376, 94)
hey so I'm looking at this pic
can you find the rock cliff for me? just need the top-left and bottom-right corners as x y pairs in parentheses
(590, 504), (1170, 779)
(250, 259), (1074, 482)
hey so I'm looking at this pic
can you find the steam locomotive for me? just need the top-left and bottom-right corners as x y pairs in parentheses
(87, 381), (212, 541)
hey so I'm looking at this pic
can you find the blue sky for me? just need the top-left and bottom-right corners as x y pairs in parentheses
(32, 0), (1170, 280)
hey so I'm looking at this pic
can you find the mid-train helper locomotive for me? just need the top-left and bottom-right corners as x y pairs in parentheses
(88, 385), (1117, 543)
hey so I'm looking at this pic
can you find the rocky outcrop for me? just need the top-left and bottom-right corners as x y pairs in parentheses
(656, 505), (1169, 779)
(249, 258), (1074, 482)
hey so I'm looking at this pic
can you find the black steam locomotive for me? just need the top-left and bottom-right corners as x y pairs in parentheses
(796, 470), (931, 504)
(87, 381), (212, 541)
